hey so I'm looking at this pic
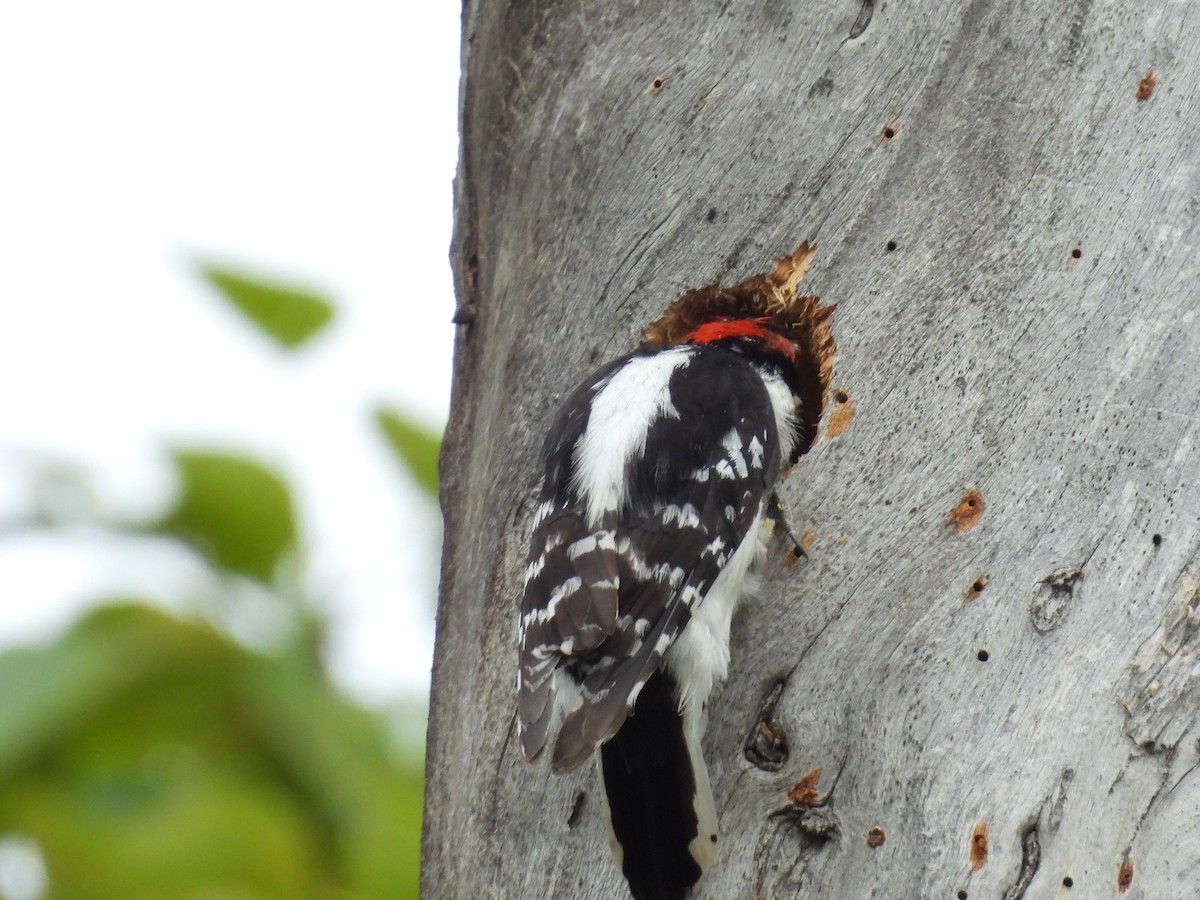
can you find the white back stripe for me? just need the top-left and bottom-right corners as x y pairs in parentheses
(571, 347), (693, 526)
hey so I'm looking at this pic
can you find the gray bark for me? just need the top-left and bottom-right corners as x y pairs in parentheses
(426, 1), (1200, 897)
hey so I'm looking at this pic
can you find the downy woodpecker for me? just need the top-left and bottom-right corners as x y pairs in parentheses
(517, 244), (836, 899)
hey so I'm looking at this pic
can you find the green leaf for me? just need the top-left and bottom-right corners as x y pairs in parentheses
(0, 610), (130, 774)
(375, 408), (440, 496)
(0, 603), (424, 899)
(199, 264), (334, 349)
(158, 451), (298, 583)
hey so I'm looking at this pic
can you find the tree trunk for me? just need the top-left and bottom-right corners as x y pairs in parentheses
(425, 1), (1200, 896)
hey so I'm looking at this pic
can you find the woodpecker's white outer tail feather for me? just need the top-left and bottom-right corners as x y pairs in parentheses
(597, 669), (714, 900)
(593, 700), (719, 889)
(683, 704), (719, 873)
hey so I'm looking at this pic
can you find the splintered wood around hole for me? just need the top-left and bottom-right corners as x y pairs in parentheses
(786, 768), (823, 808)
(949, 489), (985, 532)
(965, 573), (989, 601)
(744, 681), (789, 771)
(970, 820), (989, 871)
(1136, 71), (1158, 101)
(827, 388), (855, 438)
(785, 530), (817, 567)
(641, 242), (836, 464)
(1118, 858), (1134, 892)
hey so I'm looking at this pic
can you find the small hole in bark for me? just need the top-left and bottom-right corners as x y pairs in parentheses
(878, 117), (900, 144)
(1071, 247), (1082, 259)
(566, 791), (586, 829)
(886, 240), (897, 252)
(950, 489), (986, 532)
(977, 649), (989, 662)
(827, 388), (855, 438)
(866, 826), (886, 847)
(957, 891), (968, 900)
(1063, 876), (1074, 888)
(706, 207), (718, 222)
(648, 76), (668, 93)
(710, 834), (717, 843)
(965, 574), (989, 601)
(1152, 533), (1162, 546)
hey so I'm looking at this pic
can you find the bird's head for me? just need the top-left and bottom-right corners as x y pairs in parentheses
(641, 243), (837, 462)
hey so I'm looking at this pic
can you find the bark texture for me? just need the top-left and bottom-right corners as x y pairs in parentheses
(427, 1), (1200, 896)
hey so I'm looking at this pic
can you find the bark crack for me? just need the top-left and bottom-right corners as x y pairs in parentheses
(751, 805), (841, 898)
(848, 0), (874, 39)
(599, 207), (677, 317)
(1122, 576), (1200, 751)
(745, 679), (790, 771)
(1001, 824), (1041, 900)
(1048, 768), (1074, 833)
(1129, 747), (1175, 845)
(1029, 543), (1100, 634)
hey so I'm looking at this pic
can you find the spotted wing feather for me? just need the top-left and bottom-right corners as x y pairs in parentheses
(519, 506), (620, 760)
(519, 348), (783, 771)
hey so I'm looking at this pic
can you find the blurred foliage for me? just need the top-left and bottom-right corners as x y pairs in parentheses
(0, 604), (423, 900)
(158, 451), (298, 584)
(199, 264), (335, 349)
(375, 408), (440, 497)
(0, 273), (438, 899)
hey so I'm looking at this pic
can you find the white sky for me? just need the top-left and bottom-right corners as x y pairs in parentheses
(0, 3), (460, 703)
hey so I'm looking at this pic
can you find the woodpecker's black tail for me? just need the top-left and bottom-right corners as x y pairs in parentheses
(598, 671), (718, 900)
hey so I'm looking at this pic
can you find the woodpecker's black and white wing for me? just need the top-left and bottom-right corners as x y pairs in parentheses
(518, 345), (789, 898)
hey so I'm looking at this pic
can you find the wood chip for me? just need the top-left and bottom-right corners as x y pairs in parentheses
(827, 388), (855, 437)
(1118, 858), (1134, 892)
(970, 820), (989, 871)
(1136, 71), (1158, 101)
(786, 767), (822, 808)
(949, 489), (985, 532)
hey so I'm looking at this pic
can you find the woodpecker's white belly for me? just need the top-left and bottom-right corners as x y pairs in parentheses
(664, 508), (765, 717)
